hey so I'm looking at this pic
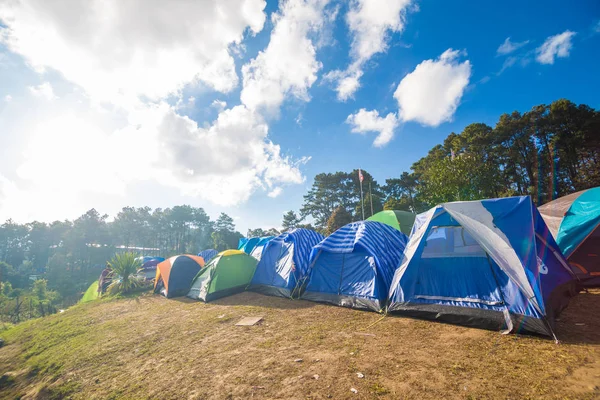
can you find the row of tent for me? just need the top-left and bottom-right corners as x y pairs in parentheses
(149, 189), (599, 339)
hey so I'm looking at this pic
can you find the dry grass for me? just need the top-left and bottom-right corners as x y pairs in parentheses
(1, 289), (599, 399)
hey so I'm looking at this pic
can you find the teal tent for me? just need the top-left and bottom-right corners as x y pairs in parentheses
(540, 187), (600, 286)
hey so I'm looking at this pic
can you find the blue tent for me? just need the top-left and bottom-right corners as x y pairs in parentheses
(249, 236), (275, 260)
(197, 249), (218, 262)
(301, 221), (408, 312)
(238, 237), (260, 254)
(388, 196), (577, 338)
(248, 229), (324, 298)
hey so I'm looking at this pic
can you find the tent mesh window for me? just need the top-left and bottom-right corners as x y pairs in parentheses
(414, 226), (506, 307)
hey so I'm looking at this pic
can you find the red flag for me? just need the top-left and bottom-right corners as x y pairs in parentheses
(358, 169), (364, 183)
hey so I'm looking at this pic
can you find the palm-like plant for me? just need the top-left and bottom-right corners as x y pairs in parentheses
(106, 252), (142, 295)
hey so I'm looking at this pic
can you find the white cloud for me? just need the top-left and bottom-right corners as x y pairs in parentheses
(3, 98), (307, 218)
(346, 108), (399, 147)
(211, 99), (227, 111)
(328, 0), (412, 100)
(28, 82), (57, 100)
(267, 187), (283, 198)
(240, 0), (330, 114)
(594, 20), (600, 34)
(536, 30), (576, 64)
(496, 37), (529, 55)
(0, 0), (267, 104)
(393, 49), (471, 127)
(3, 94), (11, 102)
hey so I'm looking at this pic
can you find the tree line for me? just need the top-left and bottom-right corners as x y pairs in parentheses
(292, 98), (599, 233)
(0, 98), (597, 313)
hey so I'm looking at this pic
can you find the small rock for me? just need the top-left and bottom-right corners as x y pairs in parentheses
(350, 388), (358, 394)
(252, 386), (265, 390)
(0, 338), (4, 348)
(575, 323), (585, 326)
(217, 314), (226, 319)
(313, 374), (319, 380)
(294, 359), (303, 363)
(349, 352), (355, 355)
(313, 359), (321, 362)
(356, 372), (364, 378)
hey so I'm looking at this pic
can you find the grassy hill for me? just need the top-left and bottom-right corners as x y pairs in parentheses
(1, 290), (599, 399)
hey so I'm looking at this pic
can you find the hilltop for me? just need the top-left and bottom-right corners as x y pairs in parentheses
(1, 291), (599, 399)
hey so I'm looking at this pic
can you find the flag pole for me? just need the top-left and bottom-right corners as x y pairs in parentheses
(359, 170), (365, 220)
(369, 181), (373, 217)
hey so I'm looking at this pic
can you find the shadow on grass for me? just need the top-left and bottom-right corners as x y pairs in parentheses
(166, 291), (316, 310)
(555, 289), (600, 345)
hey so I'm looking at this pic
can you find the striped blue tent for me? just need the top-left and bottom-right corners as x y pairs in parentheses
(197, 249), (218, 262)
(301, 221), (408, 312)
(248, 229), (325, 298)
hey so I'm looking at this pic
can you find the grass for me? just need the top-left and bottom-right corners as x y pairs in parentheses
(80, 281), (100, 303)
(0, 290), (599, 399)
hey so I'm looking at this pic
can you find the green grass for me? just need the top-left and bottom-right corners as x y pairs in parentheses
(0, 290), (599, 399)
(80, 281), (99, 303)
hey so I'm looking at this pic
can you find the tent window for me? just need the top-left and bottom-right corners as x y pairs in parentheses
(422, 226), (486, 258)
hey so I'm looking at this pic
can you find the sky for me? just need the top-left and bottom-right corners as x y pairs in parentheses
(0, 0), (599, 233)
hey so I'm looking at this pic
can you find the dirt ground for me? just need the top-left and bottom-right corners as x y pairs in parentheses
(1, 289), (599, 399)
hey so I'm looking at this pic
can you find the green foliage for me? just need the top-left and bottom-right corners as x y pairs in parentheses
(106, 253), (142, 295)
(326, 206), (353, 236)
(211, 213), (242, 251)
(301, 169), (380, 229)
(282, 210), (301, 230)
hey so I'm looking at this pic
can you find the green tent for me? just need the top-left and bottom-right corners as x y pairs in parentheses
(81, 281), (100, 303)
(187, 250), (258, 302)
(367, 210), (416, 235)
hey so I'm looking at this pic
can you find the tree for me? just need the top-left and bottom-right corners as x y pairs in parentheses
(282, 211), (301, 230)
(106, 252), (142, 295)
(212, 213), (242, 251)
(301, 170), (380, 229)
(326, 206), (352, 236)
(354, 192), (383, 219)
(247, 228), (266, 238)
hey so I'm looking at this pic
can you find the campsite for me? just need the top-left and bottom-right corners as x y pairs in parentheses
(1, 0), (600, 398)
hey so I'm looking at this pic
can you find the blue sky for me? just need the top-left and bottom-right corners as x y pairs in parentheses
(0, 0), (598, 233)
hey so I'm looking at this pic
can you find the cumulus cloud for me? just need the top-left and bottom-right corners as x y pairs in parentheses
(211, 99), (227, 111)
(0, 0), (267, 103)
(536, 30), (576, 64)
(267, 187), (283, 198)
(327, 0), (412, 101)
(28, 82), (57, 100)
(240, 0), (331, 113)
(8, 100), (306, 213)
(346, 108), (399, 147)
(394, 49), (471, 127)
(496, 37), (529, 55)
(3, 94), (11, 102)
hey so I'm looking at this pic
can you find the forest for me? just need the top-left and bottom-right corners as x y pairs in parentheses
(0, 98), (598, 315)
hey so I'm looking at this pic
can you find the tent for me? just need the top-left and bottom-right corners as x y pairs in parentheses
(367, 210), (416, 236)
(238, 237), (260, 254)
(388, 196), (577, 338)
(249, 236), (275, 260)
(539, 187), (600, 286)
(154, 255), (206, 298)
(198, 249), (218, 262)
(137, 257), (165, 281)
(301, 221), (408, 312)
(248, 229), (325, 298)
(187, 250), (258, 302)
